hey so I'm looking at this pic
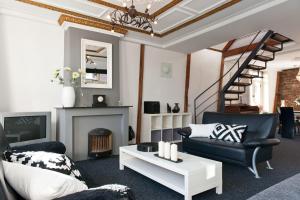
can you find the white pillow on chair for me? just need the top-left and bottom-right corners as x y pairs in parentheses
(2, 161), (87, 200)
(189, 123), (218, 138)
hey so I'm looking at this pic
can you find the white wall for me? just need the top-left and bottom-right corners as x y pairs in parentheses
(0, 13), (64, 138)
(189, 49), (222, 122)
(120, 41), (187, 140)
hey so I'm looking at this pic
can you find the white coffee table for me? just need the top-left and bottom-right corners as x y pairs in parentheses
(119, 145), (222, 200)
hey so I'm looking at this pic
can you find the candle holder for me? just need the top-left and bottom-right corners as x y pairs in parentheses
(154, 153), (183, 163)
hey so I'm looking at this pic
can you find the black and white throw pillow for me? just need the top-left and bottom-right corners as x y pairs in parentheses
(209, 123), (247, 143)
(3, 150), (85, 184)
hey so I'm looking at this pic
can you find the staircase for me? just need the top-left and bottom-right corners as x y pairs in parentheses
(194, 30), (292, 123)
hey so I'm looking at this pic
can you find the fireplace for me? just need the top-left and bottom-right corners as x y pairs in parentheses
(88, 128), (112, 158)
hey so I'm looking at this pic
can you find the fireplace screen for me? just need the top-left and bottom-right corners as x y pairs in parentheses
(88, 128), (112, 158)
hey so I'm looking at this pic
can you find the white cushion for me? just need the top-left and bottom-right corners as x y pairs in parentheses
(2, 161), (88, 200)
(189, 123), (218, 138)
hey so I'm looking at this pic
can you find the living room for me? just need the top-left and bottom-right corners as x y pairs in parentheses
(0, 0), (300, 200)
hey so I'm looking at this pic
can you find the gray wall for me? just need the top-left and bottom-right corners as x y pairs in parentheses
(64, 27), (120, 107)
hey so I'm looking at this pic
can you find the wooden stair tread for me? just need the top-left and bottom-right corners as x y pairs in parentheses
(225, 97), (239, 101)
(262, 44), (281, 52)
(239, 74), (258, 79)
(231, 82), (251, 86)
(247, 64), (266, 70)
(225, 90), (245, 94)
(254, 55), (274, 62)
(271, 33), (292, 43)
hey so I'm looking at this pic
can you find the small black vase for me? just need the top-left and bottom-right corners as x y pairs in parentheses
(172, 103), (180, 113)
(167, 103), (172, 113)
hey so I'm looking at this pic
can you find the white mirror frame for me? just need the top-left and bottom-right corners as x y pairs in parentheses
(81, 39), (113, 89)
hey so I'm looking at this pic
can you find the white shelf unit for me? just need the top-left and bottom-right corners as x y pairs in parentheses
(141, 113), (192, 143)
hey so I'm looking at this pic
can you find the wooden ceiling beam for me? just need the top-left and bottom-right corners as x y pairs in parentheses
(151, 0), (182, 18)
(222, 39), (236, 52)
(223, 39), (280, 58)
(207, 48), (223, 53)
(89, 0), (149, 18)
(160, 0), (241, 37)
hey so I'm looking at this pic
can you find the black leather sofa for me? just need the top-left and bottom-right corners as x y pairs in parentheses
(179, 112), (280, 178)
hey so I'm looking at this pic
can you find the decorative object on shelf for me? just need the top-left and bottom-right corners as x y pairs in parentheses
(164, 142), (171, 159)
(296, 68), (300, 81)
(144, 101), (160, 114)
(167, 103), (172, 113)
(170, 143), (178, 162)
(51, 67), (82, 108)
(107, 0), (158, 37)
(158, 141), (164, 157)
(172, 103), (180, 113)
(137, 142), (158, 152)
(92, 95), (107, 107)
(160, 63), (172, 78)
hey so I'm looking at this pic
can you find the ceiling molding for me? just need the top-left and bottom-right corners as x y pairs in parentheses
(16, 0), (241, 38)
(151, 0), (183, 18)
(160, 0), (241, 37)
(17, 0), (161, 37)
(88, 0), (149, 18)
(58, 14), (127, 35)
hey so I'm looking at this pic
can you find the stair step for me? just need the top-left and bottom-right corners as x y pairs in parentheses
(225, 97), (239, 101)
(231, 82), (251, 87)
(271, 33), (292, 43)
(247, 64), (266, 70)
(254, 55), (274, 62)
(262, 44), (282, 53)
(239, 74), (258, 79)
(225, 90), (245, 94)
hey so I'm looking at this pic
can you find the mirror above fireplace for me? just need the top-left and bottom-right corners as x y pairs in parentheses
(81, 39), (112, 89)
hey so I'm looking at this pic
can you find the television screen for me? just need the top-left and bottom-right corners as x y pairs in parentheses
(4, 116), (47, 143)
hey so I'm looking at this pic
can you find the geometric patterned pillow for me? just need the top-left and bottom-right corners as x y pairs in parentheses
(209, 123), (247, 143)
(3, 150), (86, 185)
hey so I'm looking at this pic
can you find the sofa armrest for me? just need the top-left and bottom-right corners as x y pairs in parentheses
(243, 138), (280, 148)
(12, 142), (66, 154)
(178, 127), (192, 138)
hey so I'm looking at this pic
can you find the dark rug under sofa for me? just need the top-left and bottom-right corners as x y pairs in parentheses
(76, 135), (300, 200)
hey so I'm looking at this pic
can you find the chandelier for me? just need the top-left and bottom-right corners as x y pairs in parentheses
(107, 0), (158, 37)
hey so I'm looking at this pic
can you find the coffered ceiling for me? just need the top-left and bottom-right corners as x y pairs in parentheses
(1, 0), (300, 53)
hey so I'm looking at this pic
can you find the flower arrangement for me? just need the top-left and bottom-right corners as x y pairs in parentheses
(52, 67), (82, 86)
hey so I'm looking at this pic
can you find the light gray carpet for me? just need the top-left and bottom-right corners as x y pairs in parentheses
(247, 173), (300, 200)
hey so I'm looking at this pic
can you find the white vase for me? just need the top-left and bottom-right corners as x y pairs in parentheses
(62, 86), (75, 108)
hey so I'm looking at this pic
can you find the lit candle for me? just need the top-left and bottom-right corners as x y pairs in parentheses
(158, 141), (164, 157)
(171, 144), (178, 162)
(164, 142), (171, 159)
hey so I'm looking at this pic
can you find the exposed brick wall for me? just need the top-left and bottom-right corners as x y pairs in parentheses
(278, 68), (300, 110)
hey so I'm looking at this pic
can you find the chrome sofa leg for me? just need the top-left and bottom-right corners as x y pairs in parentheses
(248, 147), (261, 179)
(266, 161), (274, 170)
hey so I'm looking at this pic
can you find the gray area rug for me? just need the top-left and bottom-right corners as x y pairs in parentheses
(247, 173), (300, 200)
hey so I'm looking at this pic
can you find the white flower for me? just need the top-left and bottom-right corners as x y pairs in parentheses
(72, 72), (80, 79)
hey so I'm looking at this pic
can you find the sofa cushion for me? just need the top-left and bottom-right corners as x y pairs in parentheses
(184, 137), (251, 162)
(189, 123), (218, 138)
(2, 161), (87, 200)
(210, 123), (247, 143)
(3, 150), (85, 184)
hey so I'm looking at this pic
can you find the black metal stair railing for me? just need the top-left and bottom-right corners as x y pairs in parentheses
(193, 30), (274, 123)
